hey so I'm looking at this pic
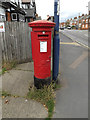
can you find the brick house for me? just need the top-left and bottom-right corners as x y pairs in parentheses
(81, 14), (89, 30)
(59, 22), (65, 28)
(60, 13), (89, 30)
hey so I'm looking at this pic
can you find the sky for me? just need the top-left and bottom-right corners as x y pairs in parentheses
(35, 0), (90, 22)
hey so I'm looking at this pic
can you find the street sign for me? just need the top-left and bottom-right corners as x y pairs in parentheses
(0, 22), (5, 32)
(40, 41), (47, 52)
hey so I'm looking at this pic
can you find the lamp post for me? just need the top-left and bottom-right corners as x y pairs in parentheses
(53, 0), (60, 81)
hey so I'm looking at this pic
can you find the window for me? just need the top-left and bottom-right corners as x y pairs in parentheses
(79, 23), (81, 27)
(0, 15), (6, 21)
(86, 19), (88, 23)
(22, 4), (30, 9)
(82, 24), (84, 28)
(11, 13), (17, 21)
(86, 24), (88, 28)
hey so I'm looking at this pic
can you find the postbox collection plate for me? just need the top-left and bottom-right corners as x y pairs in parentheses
(40, 41), (47, 52)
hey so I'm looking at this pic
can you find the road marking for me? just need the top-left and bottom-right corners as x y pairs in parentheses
(75, 40), (90, 49)
(69, 51), (88, 69)
(84, 34), (88, 37)
(60, 42), (80, 46)
(61, 32), (90, 49)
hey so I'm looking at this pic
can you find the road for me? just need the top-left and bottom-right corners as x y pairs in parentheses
(60, 29), (88, 48)
(53, 32), (88, 118)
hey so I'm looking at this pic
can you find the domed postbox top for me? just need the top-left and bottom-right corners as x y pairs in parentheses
(28, 20), (55, 28)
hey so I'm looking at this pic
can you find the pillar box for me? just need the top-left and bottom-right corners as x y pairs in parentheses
(28, 20), (55, 89)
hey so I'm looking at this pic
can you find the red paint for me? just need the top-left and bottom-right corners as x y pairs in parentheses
(28, 20), (55, 79)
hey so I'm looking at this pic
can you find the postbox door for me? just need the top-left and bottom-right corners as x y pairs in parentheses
(34, 31), (52, 79)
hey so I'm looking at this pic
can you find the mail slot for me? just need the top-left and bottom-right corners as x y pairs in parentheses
(38, 34), (49, 39)
(28, 20), (55, 89)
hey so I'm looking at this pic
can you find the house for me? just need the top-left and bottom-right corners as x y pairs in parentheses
(88, 1), (90, 31)
(35, 13), (41, 20)
(0, 1), (6, 21)
(81, 14), (89, 30)
(21, 0), (36, 22)
(64, 13), (89, 30)
(59, 22), (65, 28)
(0, 0), (26, 22)
(47, 15), (54, 22)
(77, 14), (89, 30)
(69, 18), (73, 27)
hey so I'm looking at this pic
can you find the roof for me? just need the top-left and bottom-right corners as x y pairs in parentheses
(25, 8), (35, 17)
(22, 0), (31, 3)
(0, 0), (26, 15)
(0, 0), (11, 2)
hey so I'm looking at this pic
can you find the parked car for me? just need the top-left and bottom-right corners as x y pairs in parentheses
(67, 26), (71, 30)
(60, 27), (64, 30)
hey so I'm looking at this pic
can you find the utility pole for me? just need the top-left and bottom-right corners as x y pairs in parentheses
(53, 0), (60, 81)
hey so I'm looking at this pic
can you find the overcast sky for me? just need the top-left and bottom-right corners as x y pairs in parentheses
(35, 0), (90, 22)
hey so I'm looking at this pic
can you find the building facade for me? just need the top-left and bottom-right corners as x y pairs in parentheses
(60, 14), (89, 30)
(21, 0), (36, 22)
(0, 0), (26, 22)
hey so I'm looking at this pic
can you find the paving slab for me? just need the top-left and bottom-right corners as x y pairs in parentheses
(2, 62), (48, 118)
(2, 70), (34, 97)
(14, 62), (34, 72)
(2, 96), (48, 118)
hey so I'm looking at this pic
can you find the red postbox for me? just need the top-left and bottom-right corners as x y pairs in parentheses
(28, 20), (55, 89)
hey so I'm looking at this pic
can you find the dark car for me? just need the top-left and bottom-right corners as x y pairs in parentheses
(60, 27), (64, 30)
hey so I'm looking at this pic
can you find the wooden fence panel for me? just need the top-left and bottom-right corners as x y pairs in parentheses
(0, 22), (32, 63)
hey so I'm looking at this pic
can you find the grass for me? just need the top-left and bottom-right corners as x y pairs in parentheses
(27, 82), (61, 118)
(0, 61), (17, 75)
(0, 67), (7, 75)
(1, 91), (11, 97)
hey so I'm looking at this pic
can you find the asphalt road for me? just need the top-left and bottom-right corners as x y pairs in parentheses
(53, 32), (88, 118)
(60, 29), (88, 48)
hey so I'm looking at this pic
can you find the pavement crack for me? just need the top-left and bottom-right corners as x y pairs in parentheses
(14, 69), (33, 72)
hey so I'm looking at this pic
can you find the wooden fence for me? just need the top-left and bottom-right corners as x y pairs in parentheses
(0, 22), (32, 63)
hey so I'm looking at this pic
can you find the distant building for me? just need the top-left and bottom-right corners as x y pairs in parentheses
(60, 13), (89, 30)
(60, 22), (65, 28)
(35, 13), (41, 20)
(88, 1), (90, 31)
(47, 15), (54, 22)
(21, 0), (36, 22)
(81, 14), (89, 30)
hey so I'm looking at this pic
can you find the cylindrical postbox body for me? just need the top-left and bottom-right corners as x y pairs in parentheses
(28, 20), (55, 89)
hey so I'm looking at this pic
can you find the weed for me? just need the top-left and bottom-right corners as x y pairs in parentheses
(27, 83), (55, 118)
(53, 82), (62, 90)
(0, 68), (7, 75)
(1, 91), (11, 97)
(2, 61), (17, 70)
(0, 61), (17, 75)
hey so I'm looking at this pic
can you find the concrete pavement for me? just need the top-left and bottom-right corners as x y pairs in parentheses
(1, 62), (48, 118)
(53, 32), (88, 118)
